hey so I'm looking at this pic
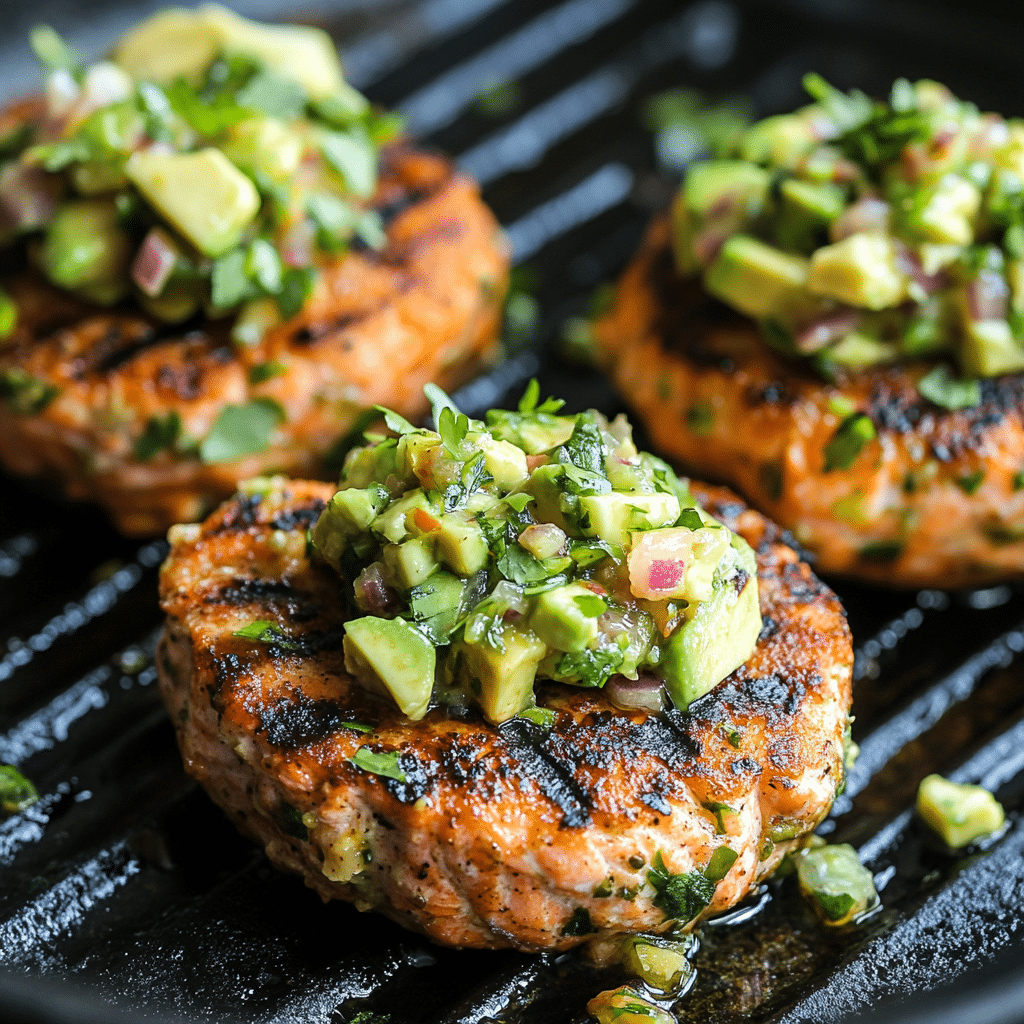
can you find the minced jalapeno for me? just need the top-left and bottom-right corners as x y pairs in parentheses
(301, 383), (762, 724)
(672, 74), (1024, 399)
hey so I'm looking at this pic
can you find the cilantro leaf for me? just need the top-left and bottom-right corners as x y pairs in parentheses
(200, 398), (285, 464)
(424, 382), (461, 423)
(573, 593), (607, 618)
(556, 412), (606, 475)
(437, 405), (469, 456)
(647, 851), (716, 923)
(554, 647), (623, 687)
(320, 127), (377, 198)
(349, 748), (407, 782)
(274, 802), (308, 840)
(814, 890), (857, 923)
(235, 68), (307, 119)
(561, 907), (596, 937)
(0, 368), (60, 414)
(496, 542), (570, 586)
(823, 414), (876, 472)
(516, 706), (556, 728)
(134, 411), (182, 462)
(211, 248), (252, 309)
(442, 451), (490, 512)
(802, 73), (873, 136)
(29, 25), (79, 75)
(166, 79), (251, 136)
(249, 360), (287, 385)
(276, 266), (316, 320)
(0, 764), (39, 815)
(374, 405), (418, 436)
(232, 619), (304, 651)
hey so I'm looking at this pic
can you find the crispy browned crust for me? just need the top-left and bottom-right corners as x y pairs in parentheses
(157, 478), (852, 952)
(594, 218), (1024, 588)
(0, 143), (509, 535)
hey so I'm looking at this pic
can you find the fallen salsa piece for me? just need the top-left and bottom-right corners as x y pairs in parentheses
(307, 384), (762, 724)
(595, 76), (1024, 587)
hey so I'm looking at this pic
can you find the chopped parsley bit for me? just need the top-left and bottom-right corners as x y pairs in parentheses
(759, 462), (783, 502)
(823, 414), (876, 472)
(343, 721), (374, 733)
(917, 366), (982, 411)
(859, 540), (904, 563)
(134, 411), (182, 462)
(200, 398), (285, 464)
(274, 802), (308, 841)
(955, 470), (985, 495)
(592, 877), (614, 898)
(349, 748), (406, 782)
(685, 401), (715, 434)
(0, 764), (39, 815)
(1014, 472), (1024, 492)
(826, 395), (856, 418)
(232, 619), (305, 650)
(249, 360), (287, 385)
(726, 729), (742, 749)
(517, 377), (564, 415)
(0, 368), (60, 414)
(646, 851), (716, 923)
(374, 405), (418, 436)
(561, 907), (596, 937)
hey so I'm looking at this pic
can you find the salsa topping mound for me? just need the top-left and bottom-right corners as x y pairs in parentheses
(672, 75), (1024, 391)
(0, 7), (399, 341)
(309, 384), (761, 724)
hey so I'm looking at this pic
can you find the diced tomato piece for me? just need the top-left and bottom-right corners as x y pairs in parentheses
(412, 507), (442, 533)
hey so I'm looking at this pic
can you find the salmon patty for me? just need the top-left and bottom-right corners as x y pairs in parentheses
(157, 477), (852, 951)
(0, 142), (508, 535)
(595, 219), (1024, 588)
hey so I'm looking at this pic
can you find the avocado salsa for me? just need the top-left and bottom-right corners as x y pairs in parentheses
(305, 384), (762, 725)
(0, 8), (398, 342)
(672, 74), (1024, 392)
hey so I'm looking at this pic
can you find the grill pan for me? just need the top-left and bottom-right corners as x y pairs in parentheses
(1, 1), (1023, 1021)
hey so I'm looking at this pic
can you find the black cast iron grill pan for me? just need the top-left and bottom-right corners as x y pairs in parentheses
(0, 1), (1023, 1021)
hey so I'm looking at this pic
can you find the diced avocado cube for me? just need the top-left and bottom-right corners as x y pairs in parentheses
(523, 463), (574, 534)
(343, 616), (435, 720)
(70, 161), (129, 196)
(906, 174), (981, 245)
(621, 937), (693, 994)
(823, 331), (899, 370)
(222, 118), (304, 182)
(477, 434), (529, 492)
(372, 488), (437, 544)
(434, 512), (488, 576)
(679, 527), (732, 603)
(383, 538), (437, 590)
(796, 843), (879, 926)
(312, 484), (390, 570)
(961, 318), (1024, 376)
(740, 113), (816, 167)
(458, 628), (548, 724)
(705, 235), (811, 320)
(140, 280), (201, 324)
(200, 4), (346, 98)
(775, 178), (846, 250)
(111, 8), (222, 86)
(659, 550), (760, 710)
(917, 774), (1005, 848)
(684, 160), (770, 218)
(670, 191), (700, 276)
(487, 412), (575, 454)
(807, 232), (908, 310)
(397, 431), (445, 487)
(530, 583), (603, 653)
(39, 200), (131, 294)
(578, 492), (680, 549)
(342, 441), (403, 489)
(125, 148), (260, 258)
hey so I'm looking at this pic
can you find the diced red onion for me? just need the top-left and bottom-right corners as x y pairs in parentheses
(0, 163), (60, 235)
(693, 227), (728, 268)
(894, 242), (949, 296)
(971, 115), (1009, 156)
(282, 219), (315, 269)
(967, 270), (1010, 322)
(831, 198), (890, 242)
(648, 559), (685, 592)
(807, 111), (837, 142)
(605, 673), (667, 713)
(354, 562), (396, 614)
(525, 454), (548, 472)
(794, 311), (862, 353)
(131, 229), (178, 297)
(491, 580), (528, 616)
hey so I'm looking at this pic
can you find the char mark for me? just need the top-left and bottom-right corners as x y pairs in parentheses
(206, 577), (322, 623)
(497, 718), (593, 829)
(94, 323), (208, 374)
(267, 500), (327, 532)
(208, 494), (264, 534)
(259, 690), (369, 750)
(693, 671), (809, 731)
(291, 311), (368, 346)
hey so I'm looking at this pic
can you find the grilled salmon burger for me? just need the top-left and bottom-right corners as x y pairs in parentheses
(0, 9), (508, 535)
(157, 386), (854, 952)
(596, 76), (1024, 587)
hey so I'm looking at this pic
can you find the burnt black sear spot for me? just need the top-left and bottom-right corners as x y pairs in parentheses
(94, 323), (208, 374)
(259, 690), (367, 749)
(291, 311), (367, 346)
(267, 500), (327, 532)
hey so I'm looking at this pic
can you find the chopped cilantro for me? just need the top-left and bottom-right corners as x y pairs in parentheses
(517, 378), (564, 415)
(232, 619), (304, 651)
(554, 648), (623, 688)
(0, 369), (60, 414)
(273, 803), (308, 841)
(0, 764), (39, 815)
(823, 414), (876, 472)
(349, 748), (406, 782)
(436, 405), (470, 456)
(1014, 472), (1024, 492)
(500, 493), (534, 514)
(134, 411), (182, 462)
(320, 128), (377, 198)
(685, 402), (714, 434)
(235, 68), (307, 120)
(276, 266), (317, 320)
(374, 405), (418, 436)
(573, 593), (607, 618)
(647, 851), (716, 923)
(675, 508), (705, 531)
(556, 413), (606, 476)
(249, 360), (287, 385)
(703, 801), (736, 835)
(814, 890), (857, 923)
(917, 366), (981, 411)
(200, 399), (285, 464)
(211, 248), (252, 309)
(517, 706), (556, 729)
(859, 540), (904, 563)
(166, 78), (250, 136)
(560, 907), (596, 937)
(955, 470), (985, 495)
